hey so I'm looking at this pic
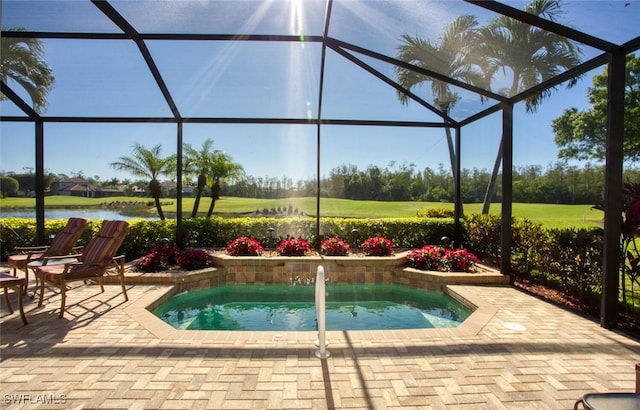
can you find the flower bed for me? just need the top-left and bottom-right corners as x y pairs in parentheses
(135, 244), (213, 272)
(406, 245), (479, 272)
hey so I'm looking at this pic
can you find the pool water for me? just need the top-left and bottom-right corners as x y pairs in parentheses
(153, 284), (472, 331)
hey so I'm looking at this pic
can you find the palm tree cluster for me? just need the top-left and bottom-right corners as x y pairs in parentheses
(110, 139), (244, 220)
(183, 139), (244, 218)
(395, 0), (582, 214)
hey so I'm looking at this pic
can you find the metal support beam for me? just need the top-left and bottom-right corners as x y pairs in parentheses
(314, 0), (333, 247)
(35, 121), (45, 244)
(601, 50), (626, 329)
(501, 104), (514, 282)
(176, 122), (184, 247)
(454, 127), (462, 246)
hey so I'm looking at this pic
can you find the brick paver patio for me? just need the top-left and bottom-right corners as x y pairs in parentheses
(1, 279), (638, 409)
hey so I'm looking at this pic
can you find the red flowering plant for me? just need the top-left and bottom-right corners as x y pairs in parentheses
(593, 181), (640, 309)
(176, 248), (212, 271)
(136, 244), (212, 272)
(406, 245), (479, 272)
(442, 248), (479, 272)
(136, 244), (181, 272)
(276, 237), (313, 256)
(603, 180), (640, 306)
(406, 245), (446, 271)
(320, 237), (350, 256)
(360, 236), (393, 256)
(226, 236), (265, 256)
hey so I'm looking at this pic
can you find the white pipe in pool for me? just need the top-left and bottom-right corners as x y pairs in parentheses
(315, 265), (330, 359)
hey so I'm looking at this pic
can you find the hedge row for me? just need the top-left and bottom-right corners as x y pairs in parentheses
(0, 216), (458, 261)
(464, 214), (603, 309)
(0, 215), (604, 304)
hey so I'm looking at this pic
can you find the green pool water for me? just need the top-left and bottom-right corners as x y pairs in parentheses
(153, 283), (472, 331)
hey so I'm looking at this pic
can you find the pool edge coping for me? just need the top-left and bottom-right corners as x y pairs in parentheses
(124, 283), (501, 344)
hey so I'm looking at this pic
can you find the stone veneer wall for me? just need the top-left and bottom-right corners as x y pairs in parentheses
(209, 252), (508, 292)
(121, 252), (508, 297)
(212, 253), (407, 286)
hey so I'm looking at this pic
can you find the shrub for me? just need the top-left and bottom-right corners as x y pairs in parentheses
(442, 248), (479, 272)
(320, 237), (350, 256)
(406, 245), (446, 270)
(416, 207), (454, 218)
(136, 244), (181, 272)
(406, 245), (479, 272)
(276, 237), (313, 256)
(176, 248), (212, 271)
(361, 236), (393, 256)
(226, 236), (265, 256)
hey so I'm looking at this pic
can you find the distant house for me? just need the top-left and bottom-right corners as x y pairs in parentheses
(159, 181), (196, 197)
(50, 178), (125, 198)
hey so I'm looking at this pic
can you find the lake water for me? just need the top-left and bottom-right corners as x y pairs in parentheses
(0, 209), (159, 221)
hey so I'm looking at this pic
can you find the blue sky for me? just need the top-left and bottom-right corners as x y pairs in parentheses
(1, 0), (638, 183)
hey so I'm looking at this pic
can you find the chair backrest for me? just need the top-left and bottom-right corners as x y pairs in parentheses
(46, 217), (89, 256)
(78, 220), (130, 266)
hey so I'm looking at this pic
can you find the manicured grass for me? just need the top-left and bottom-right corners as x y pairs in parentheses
(0, 196), (603, 229)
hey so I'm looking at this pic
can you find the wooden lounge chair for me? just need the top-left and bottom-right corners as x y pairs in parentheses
(8, 217), (88, 293)
(34, 220), (130, 318)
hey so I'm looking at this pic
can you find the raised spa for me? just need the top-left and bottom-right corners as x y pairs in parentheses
(152, 283), (473, 331)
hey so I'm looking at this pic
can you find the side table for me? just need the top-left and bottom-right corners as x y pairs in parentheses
(0, 272), (28, 325)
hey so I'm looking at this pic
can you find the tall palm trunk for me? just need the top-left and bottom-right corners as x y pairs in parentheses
(149, 179), (165, 220)
(481, 74), (520, 214)
(206, 180), (221, 218)
(482, 141), (503, 214)
(444, 126), (464, 216)
(191, 174), (206, 218)
(441, 104), (463, 216)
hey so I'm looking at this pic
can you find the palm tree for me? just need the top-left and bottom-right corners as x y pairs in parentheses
(110, 143), (176, 220)
(478, 0), (581, 213)
(1, 28), (55, 113)
(184, 138), (245, 218)
(395, 16), (488, 211)
(205, 150), (244, 218)
(184, 138), (217, 217)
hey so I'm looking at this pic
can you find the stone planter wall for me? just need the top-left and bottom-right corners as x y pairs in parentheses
(211, 253), (407, 285)
(119, 252), (509, 295)
(210, 252), (508, 291)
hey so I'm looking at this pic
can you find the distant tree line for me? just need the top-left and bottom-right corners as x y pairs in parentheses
(4, 161), (640, 206)
(225, 162), (640, 205)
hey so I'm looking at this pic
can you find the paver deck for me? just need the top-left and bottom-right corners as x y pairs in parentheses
(1, 277), (638, 409)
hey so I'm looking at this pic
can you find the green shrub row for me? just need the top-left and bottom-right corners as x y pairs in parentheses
(0, 215), (603, 306)
(0, 216), (458, 261)
(464, 214), (603, 309)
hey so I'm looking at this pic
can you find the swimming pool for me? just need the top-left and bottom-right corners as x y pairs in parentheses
(153, 283), (473, 331)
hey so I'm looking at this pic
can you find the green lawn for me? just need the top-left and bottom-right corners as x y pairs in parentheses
(0, 196), (603, 229)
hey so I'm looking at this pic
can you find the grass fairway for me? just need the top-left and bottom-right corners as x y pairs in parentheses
(0, 196), (603, 229)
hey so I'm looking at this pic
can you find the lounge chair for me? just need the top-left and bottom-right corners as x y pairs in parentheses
(8, 217), (89, 293)
(34, 220), (130, 318)
(573, 363), (640, 409)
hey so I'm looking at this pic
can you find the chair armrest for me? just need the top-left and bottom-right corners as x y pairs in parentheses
(41, 254), (80, 265)
(14, 245), (50, 253)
